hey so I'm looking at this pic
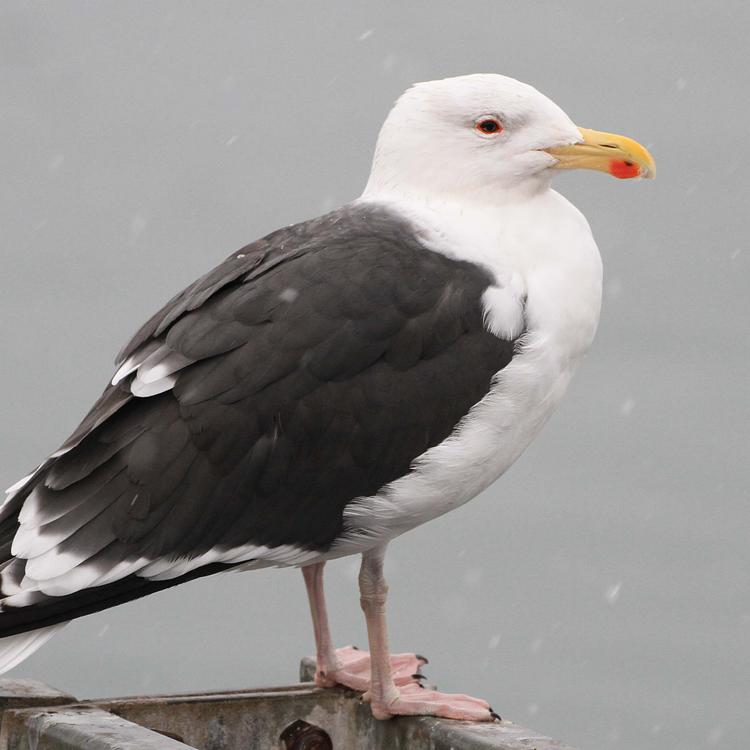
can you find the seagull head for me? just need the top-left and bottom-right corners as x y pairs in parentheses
(364, 73), (655, 204)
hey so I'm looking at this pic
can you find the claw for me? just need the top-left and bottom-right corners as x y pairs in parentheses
(490, 709), (502, 722)
(415, 654), (429, 664)
(318, 647), (433, 695)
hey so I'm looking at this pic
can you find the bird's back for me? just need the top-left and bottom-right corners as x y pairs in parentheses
(0, 202), (517, 657)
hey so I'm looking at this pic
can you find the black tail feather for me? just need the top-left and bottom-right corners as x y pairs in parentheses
(0, 562), (235, 638)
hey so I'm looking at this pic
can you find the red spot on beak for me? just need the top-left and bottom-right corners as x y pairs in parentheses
(609, 160), (641, 179)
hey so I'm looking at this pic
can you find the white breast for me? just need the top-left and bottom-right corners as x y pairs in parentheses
(331, 190), (603, 556)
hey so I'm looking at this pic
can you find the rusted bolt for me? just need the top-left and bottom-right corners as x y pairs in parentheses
(279, 718), (333, 749)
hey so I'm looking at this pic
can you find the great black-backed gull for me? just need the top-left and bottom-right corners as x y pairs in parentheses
(0, 73), (654, 721)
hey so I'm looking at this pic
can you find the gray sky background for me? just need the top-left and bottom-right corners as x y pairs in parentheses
(1, 3), (747, 749)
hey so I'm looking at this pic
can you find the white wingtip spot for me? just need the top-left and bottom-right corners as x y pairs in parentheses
(23, 542), (114, 584)
(4, 473), (34, 497)
(91, 557), (150, 587)
(130, 373), (177, 397)
(0, 623), (67, 675)
(112, 356), (139, 385)
(136, 351), (193, 384)
(112, 340), (163, 385)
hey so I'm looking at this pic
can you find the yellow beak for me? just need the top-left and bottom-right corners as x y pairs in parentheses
(545, 127), (655, 179)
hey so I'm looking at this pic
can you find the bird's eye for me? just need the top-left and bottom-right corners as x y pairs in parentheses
(475, 117), (503, 135)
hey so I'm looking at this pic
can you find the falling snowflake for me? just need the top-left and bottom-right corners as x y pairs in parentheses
(130, 214), (148, 239)
(604, 582), (622, 604)
(706, 726), (724, 746)
(619, 399), (635, 417)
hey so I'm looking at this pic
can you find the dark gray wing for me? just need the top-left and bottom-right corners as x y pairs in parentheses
(0, 203), (520, 635)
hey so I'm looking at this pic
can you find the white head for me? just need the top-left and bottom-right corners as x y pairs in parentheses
(363, 74), (654, 204)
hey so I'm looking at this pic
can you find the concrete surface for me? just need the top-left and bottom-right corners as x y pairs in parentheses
(0, 669), (578, 750)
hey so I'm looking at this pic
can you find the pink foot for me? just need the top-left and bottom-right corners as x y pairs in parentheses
(370, 682), (497, 722)
(315, 646), (426, 692)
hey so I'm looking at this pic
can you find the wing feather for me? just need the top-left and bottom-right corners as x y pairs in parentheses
(0, 204), (524, 641)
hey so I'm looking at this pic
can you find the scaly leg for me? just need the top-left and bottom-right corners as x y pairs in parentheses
(301, 562), (339, 687)
(358, 546), (496, 721)
(301, 561), (425, 691)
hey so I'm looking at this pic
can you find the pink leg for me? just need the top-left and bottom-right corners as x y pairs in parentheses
(301, 562), (426, 691)
(301, 562), (339, 687)
(358, 546), (496, 721)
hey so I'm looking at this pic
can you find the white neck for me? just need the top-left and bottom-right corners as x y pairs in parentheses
(359, 180), (566, 272)
(357, 182), (603, 368)
(362, 164), (554, 211)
